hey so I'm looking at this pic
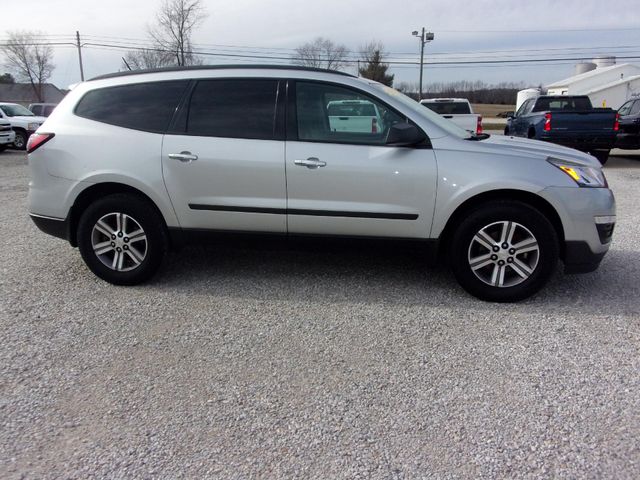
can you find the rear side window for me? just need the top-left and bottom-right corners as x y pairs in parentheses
(186, 79), (279, 139)
(422, 102), (471, 114)
(75, 81), (189, 133)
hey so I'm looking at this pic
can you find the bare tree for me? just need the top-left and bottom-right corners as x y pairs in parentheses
(122, 48), (175, 71)
(292, 37), (349, 71)
(1, 31), (54, 101)
(149, 0), (207, 66)
(358, 41), (394, 86)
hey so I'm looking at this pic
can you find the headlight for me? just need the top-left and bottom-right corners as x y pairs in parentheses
(27, 123), (39, 131)
(547, 157), (607, 188)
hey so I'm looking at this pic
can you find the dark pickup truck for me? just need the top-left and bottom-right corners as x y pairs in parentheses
(505, 95), (618, 164)
(615, 98), (640, 150)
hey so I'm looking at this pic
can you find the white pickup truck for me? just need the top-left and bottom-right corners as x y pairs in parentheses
(327, 100), (385, 133)
(0, 103), (47, 150)
(420, 98), (482, 135)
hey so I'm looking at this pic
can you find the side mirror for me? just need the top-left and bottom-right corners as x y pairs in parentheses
(386, 123), (427, 147)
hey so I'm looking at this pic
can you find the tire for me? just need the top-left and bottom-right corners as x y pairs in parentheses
(590, 149), (610, 165)
(0, 145), (7, 153)
(12, 130), (27, 150)
(77, 193), (168, 285)
(449, 200), (559, 302)
(503, 127), (510, 136)
(527, 128), (536, 139)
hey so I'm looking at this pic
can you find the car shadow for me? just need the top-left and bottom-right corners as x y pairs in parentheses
(149, 237), (640, 315)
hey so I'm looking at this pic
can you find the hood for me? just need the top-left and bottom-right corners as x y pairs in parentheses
(482, 135), (602, 168)
(11, 115), (47, 124)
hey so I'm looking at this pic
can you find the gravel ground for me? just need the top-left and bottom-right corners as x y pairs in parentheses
(1, 149), (639, 479)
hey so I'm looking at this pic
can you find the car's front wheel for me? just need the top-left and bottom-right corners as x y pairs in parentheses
(12, 130), (27, 150)
(450, 201), (559, 302)
(77, 193), (168, 285)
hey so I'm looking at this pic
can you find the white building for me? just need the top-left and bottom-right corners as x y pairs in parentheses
(545, 59), (640, 109)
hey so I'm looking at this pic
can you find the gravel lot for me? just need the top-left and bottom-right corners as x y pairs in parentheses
(1, 149), (639, 479)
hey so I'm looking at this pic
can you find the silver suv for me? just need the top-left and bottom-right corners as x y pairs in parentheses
(28, 66), (615, 302)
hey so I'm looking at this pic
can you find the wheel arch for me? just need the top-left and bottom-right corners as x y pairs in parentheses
(438, 189), (566, 259)
(68, 182), (169, 247)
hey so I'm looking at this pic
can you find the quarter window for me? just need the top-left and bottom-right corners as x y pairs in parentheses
(295, 82), (405, 145)
(75, 81), (189, 132)
(186, 79), (279, 139)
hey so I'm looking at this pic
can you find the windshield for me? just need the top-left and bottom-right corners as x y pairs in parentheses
(370, 83), (471, 139)
(0, 104), (35, 117)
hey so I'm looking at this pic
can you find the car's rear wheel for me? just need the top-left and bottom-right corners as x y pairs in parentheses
(0, 145), (7, 153)
(450, 201), (559, 302)
(77, 193), (168, 285)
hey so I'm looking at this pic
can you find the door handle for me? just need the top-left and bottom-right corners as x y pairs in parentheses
(294, 157), (326, 169)
(168, 151), (198, 163)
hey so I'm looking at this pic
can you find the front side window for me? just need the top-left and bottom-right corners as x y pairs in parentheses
(618, 100), (633, 116)
(515, 100), (530, 117)
(186, 79), (279, 139)
(295, 82), (405, 145)
(75, 81), (189, 132)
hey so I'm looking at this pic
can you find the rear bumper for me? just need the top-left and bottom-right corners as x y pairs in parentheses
(538, 134), (616, 151)
(29, 213), (70, 242)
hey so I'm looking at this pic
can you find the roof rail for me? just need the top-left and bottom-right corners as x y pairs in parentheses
(89, 64), (356, 81)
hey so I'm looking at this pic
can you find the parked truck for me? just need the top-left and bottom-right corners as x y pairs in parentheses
(504, 95), (618, 164)
(420, 98), (483, 135)
(0, 103), (47, 150)
(615, 97), (640, 150)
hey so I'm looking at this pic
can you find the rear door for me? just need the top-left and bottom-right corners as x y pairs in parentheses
(162, 78), (287, 232)
(284, 80), (437, 239)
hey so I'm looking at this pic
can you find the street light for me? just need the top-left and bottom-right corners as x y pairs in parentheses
(412, 28), (435, 100)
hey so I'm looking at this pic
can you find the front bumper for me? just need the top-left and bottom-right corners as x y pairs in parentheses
(538, 186), (615, 273)
(0, 130), (15, 145)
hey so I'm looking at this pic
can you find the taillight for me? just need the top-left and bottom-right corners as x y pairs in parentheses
(371, 117), (378, 133)
(476, 115), (483, 135)
(544, 113), (552, 132)
(27, 132), (55, 153)
(614, 113), (620, 131)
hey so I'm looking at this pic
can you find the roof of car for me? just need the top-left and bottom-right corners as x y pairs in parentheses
(89, 64), (357, 81)
(420, 98), (470, 103)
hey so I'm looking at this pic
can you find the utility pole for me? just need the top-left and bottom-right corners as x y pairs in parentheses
(76, 31), (85, 81)
(412, 28), (434, 100)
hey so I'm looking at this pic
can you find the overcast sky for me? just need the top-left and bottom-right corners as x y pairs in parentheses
(6, 0), (640, 90)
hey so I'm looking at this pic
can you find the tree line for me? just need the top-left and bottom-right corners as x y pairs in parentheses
(395, 80), (526, 105)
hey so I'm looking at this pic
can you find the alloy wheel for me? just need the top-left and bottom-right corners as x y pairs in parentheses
(91, 212), (148, 272)
(467, 220), (540, 288)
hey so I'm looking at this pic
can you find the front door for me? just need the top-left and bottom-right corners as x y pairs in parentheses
(162, 79), (287, 233)
(285, 81), (437, 239)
